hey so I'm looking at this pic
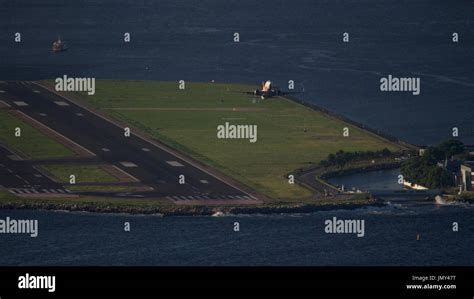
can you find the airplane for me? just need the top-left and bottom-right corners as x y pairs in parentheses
(246, 80), (303, 99)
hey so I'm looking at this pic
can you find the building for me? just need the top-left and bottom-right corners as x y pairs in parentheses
(460, 161), (474, 192)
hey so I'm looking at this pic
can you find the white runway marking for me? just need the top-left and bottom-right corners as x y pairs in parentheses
(166, 161), (184, 167)
(76, 113), (84, 116)
(0, 90), (5, 93)
(33, 90), (41, 93)
(120, 161), (138, 167)
(13, 101), (28, 106)
(101, 148), (111, 152)
(39, 113), (47, 116)
(200, 180), (209, 184)
(141, 148), (150, 152)
(54, 101), (70, 106)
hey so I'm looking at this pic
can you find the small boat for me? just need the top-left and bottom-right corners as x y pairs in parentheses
(52, 36), (67, 53)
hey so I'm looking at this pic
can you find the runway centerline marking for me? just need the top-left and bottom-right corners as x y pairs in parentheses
(33, 90), (41, 93)
(54, 101), (70, 106)
(200, 180), (209, 184)
(101, 148), (111, 152)
(166, 161), (184, 167)
(76, 113), (84, 116)
(141, 148), (150, 152)
(120, 161), (138, 168)
(13, 101), (28, 106)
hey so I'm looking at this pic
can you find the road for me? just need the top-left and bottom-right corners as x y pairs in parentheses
(0, 81), (258, 202)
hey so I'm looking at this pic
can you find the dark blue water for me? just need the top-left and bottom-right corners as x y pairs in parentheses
(0, 0), (473, 266)
(0, 203), (472, 266)
(1, 0), (474, 145)
(328, 168), (403, 191)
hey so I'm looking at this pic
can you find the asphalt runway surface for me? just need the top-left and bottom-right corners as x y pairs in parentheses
(0, 145), (69, 195)
(0, 81), (256, 201)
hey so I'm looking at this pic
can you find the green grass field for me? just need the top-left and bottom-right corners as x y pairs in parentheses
(47, 80), (404, 202)
(41, 164), (119, 184)
(0, 110), (75, 159)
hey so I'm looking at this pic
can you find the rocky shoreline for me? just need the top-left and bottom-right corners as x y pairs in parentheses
(0, 199), (385, 216)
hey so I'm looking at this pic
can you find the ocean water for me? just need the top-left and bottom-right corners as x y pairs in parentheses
(0, 202), (473, 266)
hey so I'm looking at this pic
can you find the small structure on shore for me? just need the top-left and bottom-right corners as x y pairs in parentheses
(460, 161), (474, 192)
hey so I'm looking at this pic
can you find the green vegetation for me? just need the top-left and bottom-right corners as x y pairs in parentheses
(43, 80), (404, 202)
(319, 148), (393, 168)
(41, 164), (119, 184)
(0, 110), (75, 159)
(400, 140), (464, 189)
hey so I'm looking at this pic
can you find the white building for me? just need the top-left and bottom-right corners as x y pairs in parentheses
(461, 161), (474, 192)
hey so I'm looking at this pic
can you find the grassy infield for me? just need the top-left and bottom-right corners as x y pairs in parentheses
(0, 80), (403, 210)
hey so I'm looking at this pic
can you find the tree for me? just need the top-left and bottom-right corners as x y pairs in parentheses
(437, 140), (464, 159)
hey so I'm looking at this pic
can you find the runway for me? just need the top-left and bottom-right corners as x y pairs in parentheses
(0, 81), (258, 202)
(0, 146), (70, 196)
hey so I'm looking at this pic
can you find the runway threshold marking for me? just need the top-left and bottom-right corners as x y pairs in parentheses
(9, 188), (68, 195)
